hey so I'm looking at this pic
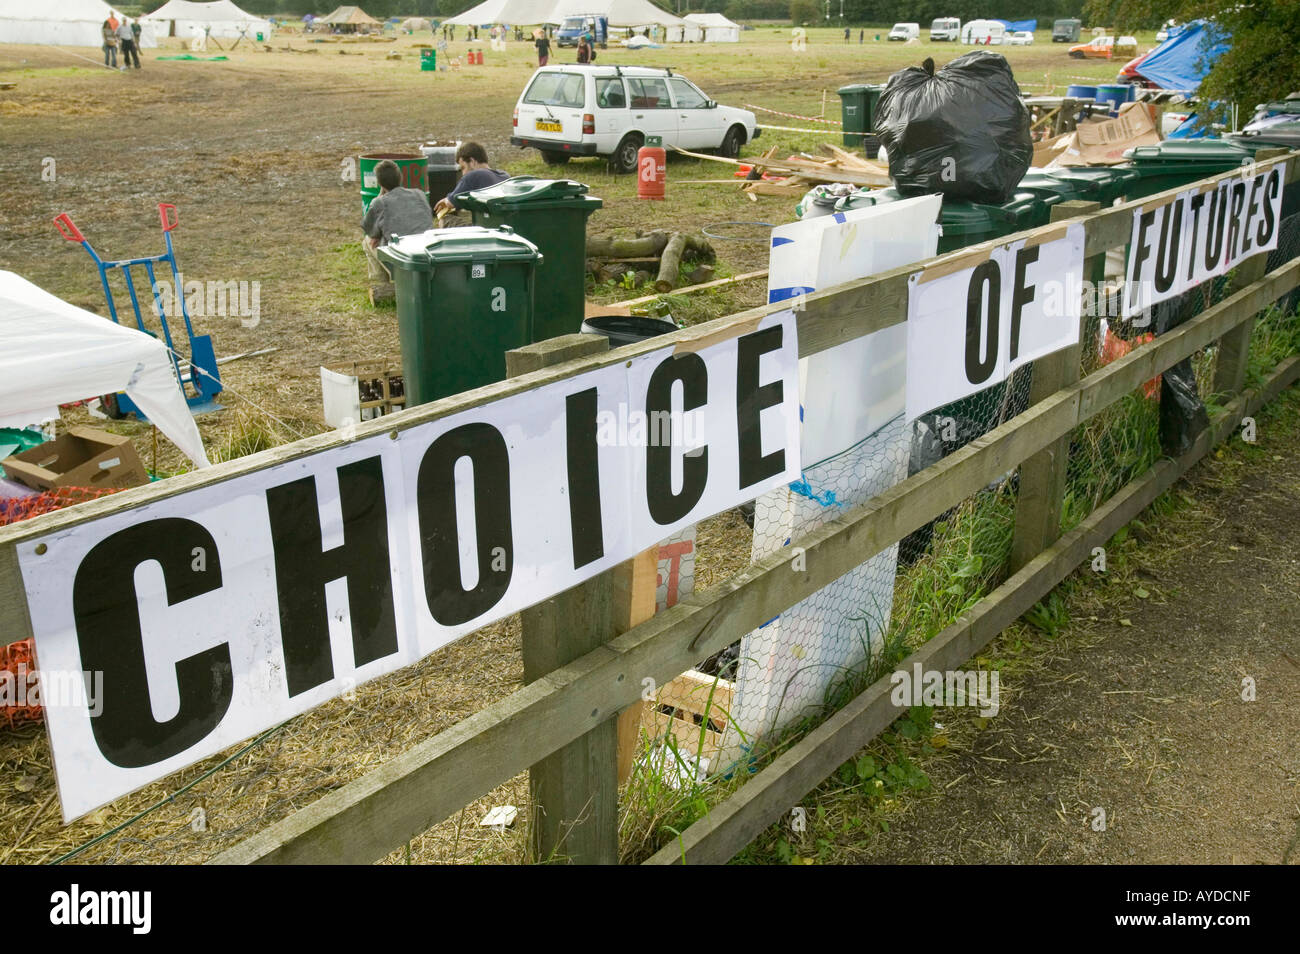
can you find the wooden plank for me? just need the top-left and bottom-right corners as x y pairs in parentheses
(3, 153), (1294, 566)
(614, 546), (658, 784)
(1010, 201), (1101, 572)
(509, 335), (620, 865)
(1213, 253), (1270, 397)
(645, 353), (1300, 865)
(209, 257), (1300, 864)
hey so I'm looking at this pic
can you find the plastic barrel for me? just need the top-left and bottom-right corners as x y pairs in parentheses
(580, 315), (677, 348)
(420, 142), (460, 205)
(1095, 84), (1130, 116)
(359, 153), (429, 213)
(1065, 84), (1097, 99)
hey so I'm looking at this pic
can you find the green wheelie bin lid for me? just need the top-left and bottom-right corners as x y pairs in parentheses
(1046, 165), (1142, 205)
(456, 176), (602, 212)
(833, 189), (1050, 251)
(379, 225), (542, 271)
(1122, 140), (1256, 198)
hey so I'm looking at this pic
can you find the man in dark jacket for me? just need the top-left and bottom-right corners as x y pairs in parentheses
(433, 142), (510, 217)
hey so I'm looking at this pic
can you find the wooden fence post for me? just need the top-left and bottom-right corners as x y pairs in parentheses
(1213, 149), (1289, 397)
(1010, 200), (1103, 572)
(506, 333), (622, 864)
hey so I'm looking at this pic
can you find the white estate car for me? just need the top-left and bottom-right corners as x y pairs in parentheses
(1007, 31), (1034, 45)
(511, 65), (760, 172)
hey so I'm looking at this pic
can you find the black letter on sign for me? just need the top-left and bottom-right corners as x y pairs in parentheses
(566, 387), (604, 570)
(1257, 169), (1280, 248)
(1128, 209), (1157, 313)
(646, 353), (708, 525)
(417, 423), (513, 626)
(1227, 181), (1246, 262)
(1154, 200), (1184, 294)
(1008, 245), (1039, 362)
(1203, 187), (1228, 273)
(1184, 192), (1207, 281)
(72, 519), (228, 768)
(1242, 174), (1263, 254)
(736, 325), (786, 490)
(965, 259), (1000, 386)
(266, 456), (397, 697)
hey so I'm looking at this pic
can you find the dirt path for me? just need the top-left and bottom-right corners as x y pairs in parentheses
(830, 390), (1300, 865)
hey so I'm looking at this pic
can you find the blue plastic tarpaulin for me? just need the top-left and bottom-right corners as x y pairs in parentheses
(1132, 19), (1230, 91)
(995, 19), (1037, 32)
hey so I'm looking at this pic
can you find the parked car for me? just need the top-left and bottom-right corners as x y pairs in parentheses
(888, 23), (920, 41)
(1052, 18), (1081, 42)
(1068, 35), (1135, 59)
(929, 17), (960, 41)
(1007, 31), (1034, 46)
(511, 65), (760, 173)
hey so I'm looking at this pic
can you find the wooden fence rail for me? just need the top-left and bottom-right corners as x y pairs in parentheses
(1, 154), (1294, 865)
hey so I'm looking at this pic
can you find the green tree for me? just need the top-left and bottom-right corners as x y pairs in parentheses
(790, 0), (820, 25)
(1084, 0), (1300, 116)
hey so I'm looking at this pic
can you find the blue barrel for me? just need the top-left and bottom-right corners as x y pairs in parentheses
(1066, 84), (1097, 99)
(1095, 84), (1130, 116)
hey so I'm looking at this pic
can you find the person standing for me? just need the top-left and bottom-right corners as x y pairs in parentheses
(102, 19), (118, 68)
(844, 26), (850, 42)
(534, 29), (550, 66)
(576, 33), (592, 63)
(118, 18), (140, 70)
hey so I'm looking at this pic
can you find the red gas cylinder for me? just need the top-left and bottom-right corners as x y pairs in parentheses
(637, 136), (666, 200)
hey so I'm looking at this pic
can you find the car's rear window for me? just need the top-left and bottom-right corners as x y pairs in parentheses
(596, 77), (626, 108)
(523, 72), (586, 108)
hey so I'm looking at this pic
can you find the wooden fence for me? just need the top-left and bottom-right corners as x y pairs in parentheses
(3, 152), (1296, 865)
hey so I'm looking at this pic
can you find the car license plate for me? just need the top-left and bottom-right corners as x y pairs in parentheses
(535, 120), (562, 132)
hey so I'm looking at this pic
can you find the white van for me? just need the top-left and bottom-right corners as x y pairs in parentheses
(929, 18), (960, 41)
(511, 65), (759, 173)
(888, 23), (921, 42)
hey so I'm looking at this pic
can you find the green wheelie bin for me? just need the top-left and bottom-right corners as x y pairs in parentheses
(1121, 139), (1256, 200)
(457, 177), (603, 343)
(379, 226), (541, 405)
(837, 84), (884, 152)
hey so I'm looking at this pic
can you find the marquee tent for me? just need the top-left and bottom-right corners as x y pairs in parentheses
(445, 0), (682, 29)
(664, 21), (701, 42)
(141, 0), (270, 40)
(0, 0), (158, 48)
(0, 271), (210, 468)
(318, 5), (382, 30)
(683, 13), (739, 42)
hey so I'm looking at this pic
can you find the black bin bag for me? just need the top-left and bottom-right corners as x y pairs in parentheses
(1151, 291), (1210, 457)
(875, 52), (1032, 205)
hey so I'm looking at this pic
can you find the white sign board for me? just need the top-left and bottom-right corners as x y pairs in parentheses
(1123, 163), (1287, 320)
(19, 314), (801, 821)
(906, 223), (1086, 421)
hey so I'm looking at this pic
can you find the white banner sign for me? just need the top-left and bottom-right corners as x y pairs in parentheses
(905, 223), (1086, 421)
(19, 313), (800, 820)
(1123, 162), (1287, 320)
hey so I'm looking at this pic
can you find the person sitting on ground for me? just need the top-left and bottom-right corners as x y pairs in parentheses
(433, 142), (510, 217)
(361, 159), (434, 296)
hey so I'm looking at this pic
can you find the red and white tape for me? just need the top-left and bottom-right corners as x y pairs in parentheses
(744, 104), (842, 126)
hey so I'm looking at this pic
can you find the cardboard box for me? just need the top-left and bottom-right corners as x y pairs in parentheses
(1, 426), (149, 492)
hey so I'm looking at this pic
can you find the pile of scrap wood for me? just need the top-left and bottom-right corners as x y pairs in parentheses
(670, 143), (892, 199)
(587, 230), (716, 293)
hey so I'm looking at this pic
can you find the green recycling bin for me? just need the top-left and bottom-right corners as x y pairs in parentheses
(1121, 140), (1256, 200)
(379, 226), (542, 405)
(837, 83), (884, 151)
(457, 176), (603, 342)
(836, 188), (1052, 254)
(420, 48), (437, 71)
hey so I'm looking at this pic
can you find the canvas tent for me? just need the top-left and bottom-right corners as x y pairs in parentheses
(664, 21), (701, 42)
(318, 5), (382, 31)
(0, 272), (209, 468)
(141, 0), (269, 40)
(683, 13), (739, 42)
(1129, 19), (1229, 92)
(0, 0), (158, 48)
(445, 0), (682, 30)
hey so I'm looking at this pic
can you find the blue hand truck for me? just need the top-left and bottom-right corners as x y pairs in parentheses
(54, 203), (223, 416)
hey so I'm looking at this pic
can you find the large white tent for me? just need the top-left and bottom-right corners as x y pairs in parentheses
(445, 0), (682, 29)
(0, 0), (158, 48)
(141, 0), (271, 41)
(683, 13), (739, 42)
(0, 272), (210, 468)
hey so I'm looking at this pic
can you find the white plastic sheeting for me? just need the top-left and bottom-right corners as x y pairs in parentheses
(0, 271), (210, 468)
